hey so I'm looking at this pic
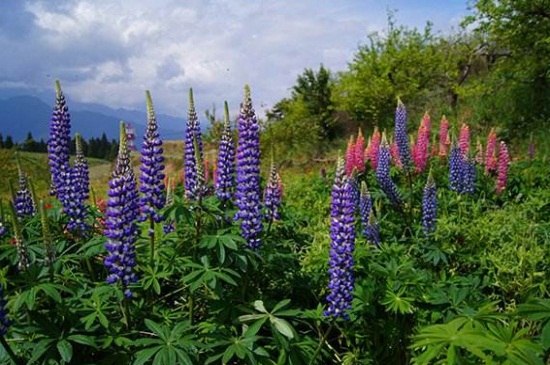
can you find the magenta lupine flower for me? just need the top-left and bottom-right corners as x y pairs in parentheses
(369, 127), (381, 170)
(459, 123), (470, 158)
(139, 91), (166, 223)
(264, 159), (282, 222)
(234, 85), (263, 249)
(345, 135), (355, 176)
(104, 123), (139, 298)
(485, 128), (498, 174)
(215, 101), (236, 203)
(390, 137), (402, 169)
(47, 80), (72, 198)
(184, 88), (205, 200)
(376, 136), (402, 206)
(325, 157), (355, 320)
(422, 172), (437, 236)
(496, 141), (509, 194)
(438, 116), (449, 158)
(354, 129), (365, 173)
(413, 112), (430, 173)
(394, 99), (413, 171)
(64, 134), (89, 231)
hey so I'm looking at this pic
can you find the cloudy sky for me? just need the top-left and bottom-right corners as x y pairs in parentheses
(0, 0), (470, 120)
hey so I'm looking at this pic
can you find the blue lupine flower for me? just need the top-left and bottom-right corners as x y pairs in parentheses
(264, 159), (282, 222)
(395, 99), (413, 171)
(422, 172), (437, 236)
(104, 123), (139, 298)
(449, 142), (463, 193)
(234, 85), (263, 249)
(64, 134), (89, 232)
(47, 80), (72, 198)
(376, 137), (402, 206)
(184, 88), (205, 200)
(358, 181), (372, 235)
(215, 101), (235, 202)
(462, 157), (476, 194)
(139, 91), (166, 223)
(14, 161), (35, 218)
(325, 157), (356, 320)
(0, 284), (12, 335)
(365, 209), (380, 247)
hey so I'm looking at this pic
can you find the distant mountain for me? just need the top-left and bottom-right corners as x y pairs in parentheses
(0, 95), (186, 143)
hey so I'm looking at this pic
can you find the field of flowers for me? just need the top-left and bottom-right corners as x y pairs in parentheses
(1, 81), (550, 364)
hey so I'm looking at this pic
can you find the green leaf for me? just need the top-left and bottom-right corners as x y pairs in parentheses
(133, 347), (161, 365)
(67, 334), (97, 348)
(254, 300), (268, 313)
(541, 322), (550, 350)
(271, 317), (294, 339)
(57, 339), (73, 363)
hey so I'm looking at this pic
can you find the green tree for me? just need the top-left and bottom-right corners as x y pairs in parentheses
(4, 135), (14, 149)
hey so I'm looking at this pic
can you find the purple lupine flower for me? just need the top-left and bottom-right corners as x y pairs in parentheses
(47, 80), (72, 198)
(104, 123), (139, 298)
(422, 172), (437, 236)
(462, 157), (476, 194)
(184, 88), (205, 200)
(376, 136), (402, 206)
(215, 101), (236, 202)
(394, 99), (413, 171)
(14, 160), (36, 218)
(234, 85), (263, 249)
(449, 142), (463, 193)
(139, 91), (166, 223)
(264, 159), (282, 222)
(358, 181), (372, 235)
(0, 284), (11, 335)
(63, 134), (89, 232)
(325, 157), (355, 320)
(365, 209), (380, 247)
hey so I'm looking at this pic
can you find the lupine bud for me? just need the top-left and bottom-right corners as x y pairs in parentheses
(496, 141), (509, 194)
(104, 123), (139, 298)
(369, 127), (381, 170)
(413, 112), (430, 173)
(358, 182), (373, 239)
(184, 88), (205, 200)
(48, 80), (72, 198)
(13, 160), (35, 219)
(364, 209), (380, 247)
(234, 85), (263, 249)
(345, 135), (355, 176)
(264, 158), (282, 222)
(422, 172), (437, 236)
(324, 157), (355, 320)
(459, 123), (470, 158)
(163, 177), (176, 234)
(376, 136), (402, 206)
(139, 91), (166, 223)
(215, 101), (236, 203)
(354, 129), (365, 173)
(0, 284), (11, 335)
(438, 116), (449, 158)
(9, 203), (29, 271)
(394, 99), (413, 171)
(474, 137), (484, 165)
(485, 128), (497, 174)
(64, 133), (89, 232)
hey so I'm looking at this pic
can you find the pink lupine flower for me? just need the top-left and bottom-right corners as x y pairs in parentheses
(354, 129), (365, 172)
(485, 128), (497, 174)
(413, 112), (430, 173)
(204, 158), (210, 183)
(212, 159), (218, 186)
(390, 137), (402, 169)
(459, 123), (470, 158)
(369, 127), (381, 170)
(474, 138), (484, 165)
(364, 136), (372, 164)
(438, 116), (450, 158)
(496, 141), (509, 194)
(345, 135), (355, 176)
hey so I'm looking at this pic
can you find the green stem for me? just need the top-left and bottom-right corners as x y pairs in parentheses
(121, 296), (132, 331)
(309, 323), (333, 365)
(149, 216), (155, 268)
(0, 336), (24, 365)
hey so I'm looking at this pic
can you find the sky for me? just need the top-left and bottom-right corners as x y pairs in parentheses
(0, 0), (471, 120)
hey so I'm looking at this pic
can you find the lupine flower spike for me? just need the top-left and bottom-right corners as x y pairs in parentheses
(496, 141), (509, 194)
(389, 136), (402, 169)
(459, 123), (470, 158)
(64, 133), (89, 232)
(376, 134), (402, 207)
(184, 88), (205, 200)
(234, 85), (263, 249)
(9, 203), (29, 271)
(215, 101), (236, 203)
(369, 127), (381, 170)
(475, 137), (484, 165)
(325, 156), (355, 320)
(13, 156), (35, 218)
(422, 171), (437, 236)
(0, 200), (7, 237)
(462, 157), (476, 194)
(139, 91), (166, 223)
(449, 142), (463, 193)
(48, 80), (72, 198)
(438, 116), (449, 158)
(365, 209), (380, 247)
(413, 112), (430, 173)
(394, 99), (413, 171)
(485, 128), (497, 174)
(264, 154), (282, 222)
(104, 122), (139, 298)
(345, 135), (355, 176)
(354, 129), (365, 173)
(358, 182), (372, 238)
